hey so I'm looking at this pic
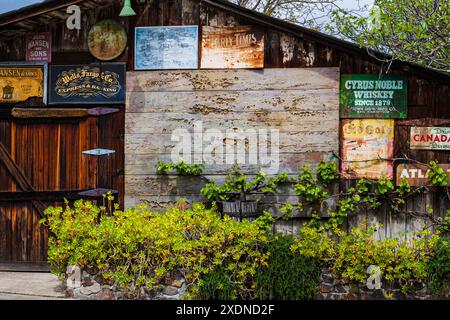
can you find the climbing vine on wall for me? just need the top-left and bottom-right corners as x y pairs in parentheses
(155, 158), (450, 234)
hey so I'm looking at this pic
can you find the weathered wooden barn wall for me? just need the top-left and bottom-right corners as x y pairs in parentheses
(0, 0), (449, 264)
(125, 68), (340, 208)
(122, 0), (449, 238)
(0, 0), (125, 263)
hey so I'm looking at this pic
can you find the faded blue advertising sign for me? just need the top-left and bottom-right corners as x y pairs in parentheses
(135, 26), (198, 70)
(49, 63), (125, 104)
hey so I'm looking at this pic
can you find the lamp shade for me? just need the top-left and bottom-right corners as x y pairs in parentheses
(119, 0), (136, 16)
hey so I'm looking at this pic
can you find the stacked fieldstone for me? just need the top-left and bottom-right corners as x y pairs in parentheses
(314, 268), (448, 300)
(64, 266), (448, 300)
(65, 266), (187, 300)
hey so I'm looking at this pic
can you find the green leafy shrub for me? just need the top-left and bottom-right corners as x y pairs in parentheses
(155, 159), (205, 176)
(427, 237), (450, 295)
(198, 264), (238, 300)
(293, 222), (440, 293)
(43, 200), (271, 299)
(255, 235), (321, 300)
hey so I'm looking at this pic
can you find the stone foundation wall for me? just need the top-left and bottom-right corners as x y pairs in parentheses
(65, 265), (448, 300)
(314, 268), (448, 300)
(65, 266), (187, 300)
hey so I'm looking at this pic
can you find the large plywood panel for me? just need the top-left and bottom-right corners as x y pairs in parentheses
(125, 68), (340, 208)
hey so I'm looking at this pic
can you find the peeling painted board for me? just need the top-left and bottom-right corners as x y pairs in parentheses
(200, 26), (264, 69)
(125, 67), (339, 207)
(406, 193), (427, 239)
(126, 89), (339, 113)
(125, 195), (204, 210)
(395, 163), (450, 186)
(347, 209), (369, 231)
(273, 219), (293, 235)
(126, 68), (340, 92)
(366, 208), (387, 241)
(341, 119), (394, 180)
(125, 175), (300, 197)
(387, 211), (407, 239)
(124, 131), (338, 155)
(134, 26), (199, 70)
(125, 152), (335, 175)
(125, 113), (338, 134)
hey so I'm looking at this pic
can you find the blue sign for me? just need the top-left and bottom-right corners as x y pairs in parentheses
(49, 63), (125, 105)
(135, 26), (198, 70)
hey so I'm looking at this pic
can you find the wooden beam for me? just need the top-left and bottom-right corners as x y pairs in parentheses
(12, 108), (89, 119)
(0, 0), (85, 28)
(0, 142), (47, 217)
(0, 190), (92, 201)
(397, 118), (450, 127)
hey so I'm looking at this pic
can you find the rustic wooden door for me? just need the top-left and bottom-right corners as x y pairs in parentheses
(0, 110), (124, 265)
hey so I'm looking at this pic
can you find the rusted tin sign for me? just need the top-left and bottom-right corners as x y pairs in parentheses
(49, 63), (125, 104)
(341, 119), (394, 179)
(200, 26), (264, 69)
(26, 32), (52, 62)
(135, 26), (198, 70)
(340, 74), (407, 118)
(0, 62), (47, 104)
(410, 127), (450, 150)
(396, 163), (450, 186)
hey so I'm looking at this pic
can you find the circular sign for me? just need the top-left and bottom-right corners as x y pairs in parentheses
(88, 19), (127, 61)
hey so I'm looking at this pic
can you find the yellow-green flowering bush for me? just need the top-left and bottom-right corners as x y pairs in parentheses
(43, 200), (271, 299)
(292, 221), (440, 293)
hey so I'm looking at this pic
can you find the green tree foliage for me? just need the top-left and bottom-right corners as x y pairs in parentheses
(329, 0), (450, 71)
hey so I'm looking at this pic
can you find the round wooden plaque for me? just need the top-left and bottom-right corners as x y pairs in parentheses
(88, 19), (127, 61)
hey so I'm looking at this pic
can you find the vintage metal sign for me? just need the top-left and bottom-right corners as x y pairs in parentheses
(26, 32), (52, 62)
(0, 62), (47, 104)
(396, 163), (450, 186)
(49, 63), (125, 104)
(340, 74), (407, 118)
(200, 26), (264, 69)
(410, 127), (450, 150)
(135, 26), (198, 70)
(341, 119), (394, 179)
(88, 20), (127, 61)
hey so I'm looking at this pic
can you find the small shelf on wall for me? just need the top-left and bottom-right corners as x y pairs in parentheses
(82, 148), (115, 156)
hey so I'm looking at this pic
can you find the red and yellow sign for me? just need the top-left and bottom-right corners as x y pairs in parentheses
(342, 119), (394, 179)
(0, 67), (44, 103)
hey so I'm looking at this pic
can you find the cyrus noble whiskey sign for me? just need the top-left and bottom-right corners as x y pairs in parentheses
(49, 63), (125, 104)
